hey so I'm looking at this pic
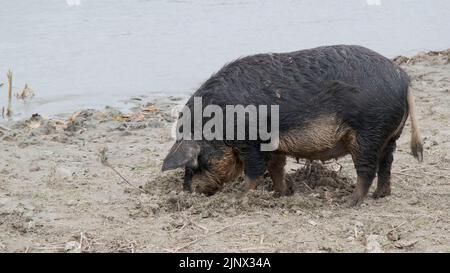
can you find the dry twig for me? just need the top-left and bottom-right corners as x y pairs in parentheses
(170, 221), (260, 252)
(99, 147), (149, 194)
(0, 124), (12, 131)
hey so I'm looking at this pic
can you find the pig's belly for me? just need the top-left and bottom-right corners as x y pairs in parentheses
(276, 115), (355, 161)
(281, 140), (350, 161)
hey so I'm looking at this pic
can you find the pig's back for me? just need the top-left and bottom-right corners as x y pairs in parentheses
(192, 45), (409, 107)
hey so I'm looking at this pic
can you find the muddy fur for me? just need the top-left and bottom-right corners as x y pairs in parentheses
(277, 114), (357, 161)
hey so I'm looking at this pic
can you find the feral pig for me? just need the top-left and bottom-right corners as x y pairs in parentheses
(162, 45), (423, 206)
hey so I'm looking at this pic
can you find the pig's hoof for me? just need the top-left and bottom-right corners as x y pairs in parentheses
(272, 191), (282, 198)
(284, 185), (294, 196)
(272, 187), (293, 197)
(348, 193), (365, 207)
(372, 187), (391, 199)
(285, 190), (294, 196)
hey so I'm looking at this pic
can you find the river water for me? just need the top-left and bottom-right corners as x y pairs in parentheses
(1, 0), (449, 118)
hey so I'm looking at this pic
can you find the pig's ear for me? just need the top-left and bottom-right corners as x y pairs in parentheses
(162, 141), (201, 171)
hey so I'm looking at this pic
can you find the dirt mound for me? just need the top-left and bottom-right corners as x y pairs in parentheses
(146, 162), (354, 219)
(393, 49), (450, 66)
(286, 162), (354, 204)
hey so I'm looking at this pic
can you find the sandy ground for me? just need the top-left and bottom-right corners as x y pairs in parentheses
(0, 50), (449, 253)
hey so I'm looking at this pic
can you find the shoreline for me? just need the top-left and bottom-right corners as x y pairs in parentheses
(2, 48), (449, 123)
(0, 49), (449, 253)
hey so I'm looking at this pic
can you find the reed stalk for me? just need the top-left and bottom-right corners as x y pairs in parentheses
(6, 70), (13, 117)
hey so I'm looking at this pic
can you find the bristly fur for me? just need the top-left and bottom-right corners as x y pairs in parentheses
(164, 45), (421, 205)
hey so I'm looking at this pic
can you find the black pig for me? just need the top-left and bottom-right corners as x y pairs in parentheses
(162, 45), (423, 206)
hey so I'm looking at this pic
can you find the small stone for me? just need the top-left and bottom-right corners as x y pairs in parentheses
(408, 197), (420, 205)
(320, 210), (333, 218)
(387, 230), (401, 242)
(29, 165), (41, 172)
(64, 241), (81, 253)
(394, 240), (418, 249)
(66, 200), (77, 207)
(365, 235), (383, 253)
(56, 167), (73, 179)
(121, 131), (132, 136)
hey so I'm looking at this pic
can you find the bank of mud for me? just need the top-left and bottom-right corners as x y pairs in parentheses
(0, 50), (449, 252)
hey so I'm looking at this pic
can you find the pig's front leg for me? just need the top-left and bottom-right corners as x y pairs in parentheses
(183, 167), (194, 192)
(267, 153), (289, 197)
(243, 145), (268, 191)
(245, 176), (264, 190)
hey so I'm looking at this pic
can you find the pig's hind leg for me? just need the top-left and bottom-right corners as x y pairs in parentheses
(349, 140), (380, 206)
(373, 139), (396, 198)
